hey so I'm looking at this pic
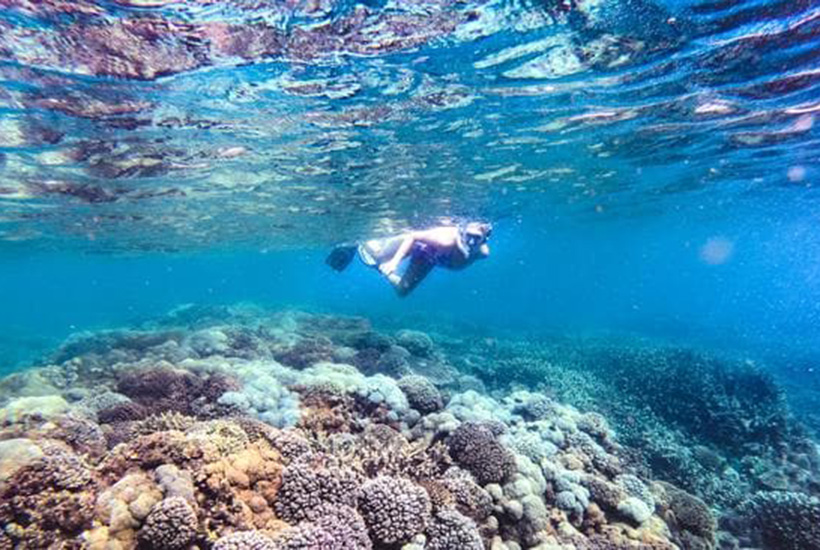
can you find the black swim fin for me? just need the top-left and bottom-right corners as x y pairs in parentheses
(326, 245), (357, 272)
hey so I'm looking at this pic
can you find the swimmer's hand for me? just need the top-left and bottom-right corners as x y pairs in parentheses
(379, 260), (400, 276)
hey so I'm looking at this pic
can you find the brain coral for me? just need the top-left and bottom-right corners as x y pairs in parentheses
(274, 464), (361, 523)
(137, 496), (199, 550)
(425, 509), (483, 550)
(447, 422), (517, 485)
(398, 375), (444, 413)
(741, 491), (820, 550)
(358, 476), (431, 545)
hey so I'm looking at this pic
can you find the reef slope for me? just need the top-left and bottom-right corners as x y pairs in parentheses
(0, 305), (817, 550)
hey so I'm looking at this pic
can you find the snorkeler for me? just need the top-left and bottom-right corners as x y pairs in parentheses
(326, 222), (493, 297)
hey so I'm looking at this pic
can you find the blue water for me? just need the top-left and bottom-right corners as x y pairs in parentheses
(0, 0), (819, 416)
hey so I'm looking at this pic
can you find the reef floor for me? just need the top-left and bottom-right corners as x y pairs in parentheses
(0, 304), (818, 550)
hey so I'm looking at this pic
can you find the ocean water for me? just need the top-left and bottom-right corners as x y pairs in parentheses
(1, 1), (819, 549)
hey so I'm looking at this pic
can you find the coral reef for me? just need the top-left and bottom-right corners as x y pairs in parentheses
(739, 491), (820, 550)
(448, 421), (517, 485)
(273, 463), (360, 523)
(137, 497), (198, 550)
(358, 475), (431, 545)
(0, 307), (816, 550)
(398, 375), (444, 414)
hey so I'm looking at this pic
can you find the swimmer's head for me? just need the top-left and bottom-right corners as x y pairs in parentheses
(464, 222), (492, 243)
(462, 222), (492, 257)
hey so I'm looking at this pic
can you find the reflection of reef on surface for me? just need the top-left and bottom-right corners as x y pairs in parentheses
(0, 304), (817, 549)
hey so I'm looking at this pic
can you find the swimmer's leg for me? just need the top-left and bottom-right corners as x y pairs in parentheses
(389, 255), (434, 297)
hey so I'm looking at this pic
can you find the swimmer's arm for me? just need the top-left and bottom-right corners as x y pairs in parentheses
(379, 233), (418, 275)
(415, 227), (459, 248)
(379, 227), (459, 274)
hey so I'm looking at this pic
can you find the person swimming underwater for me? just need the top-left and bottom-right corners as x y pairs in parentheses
(326, 222), (492, 297)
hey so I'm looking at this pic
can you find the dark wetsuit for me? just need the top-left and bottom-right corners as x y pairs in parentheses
(358, 232), (472, 296)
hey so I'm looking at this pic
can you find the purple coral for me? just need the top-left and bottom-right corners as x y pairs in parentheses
(137, 497), (198, 550)
(213, 531), (278, 550)
(116, 367), (237, 418)
(358, 476), (431, 545)
(447, 422), (517, 485)
(0, 444), (96, 546)
(274, 336), (335, 369)
(273, 504), (371, 550)
(274, 523), (336, 549)
(398, 375), (443, 413)
(440, 469), (493, 521)
(425, 509), (483, 550)
(98, 401), (149, 423)
(306, 504), (372, 550)
(274, 464), (361, 523)
(270, 429), (312, 463)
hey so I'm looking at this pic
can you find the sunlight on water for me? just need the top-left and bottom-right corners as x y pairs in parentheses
(0, 0), (816, 250)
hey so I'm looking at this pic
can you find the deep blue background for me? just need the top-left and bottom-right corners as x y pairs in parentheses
(3, 201), (820, 377)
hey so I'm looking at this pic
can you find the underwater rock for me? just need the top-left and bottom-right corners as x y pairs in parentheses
(0, 394), (69, 424)
(0, 438), (43, 482)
